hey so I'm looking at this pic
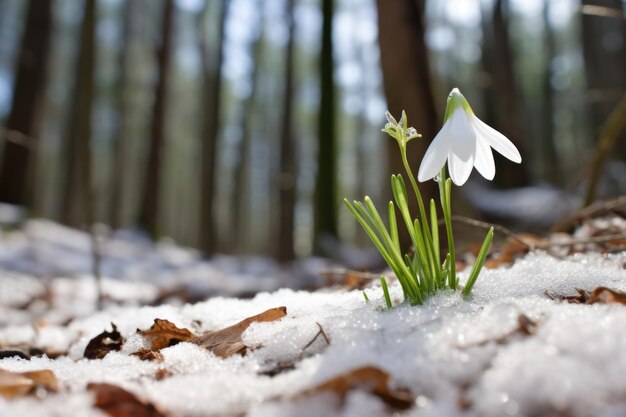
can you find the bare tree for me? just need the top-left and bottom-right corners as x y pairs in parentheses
(277, 0), (297, 261)
(231, 1), (264, 253)
(541, 0), (559, 184)
(0, 0), (52, 207)
(109, 0), (137, 229)
(481, 0), (528, 187)
(315, 0), (337, 242)
(60, 0), (96, 227)
(581, 0), (626, 159)
(138, 0), (175, 238)
(199, 0), (229, 255)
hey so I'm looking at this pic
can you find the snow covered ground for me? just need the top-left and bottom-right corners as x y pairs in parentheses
(1, 220), (625, 416)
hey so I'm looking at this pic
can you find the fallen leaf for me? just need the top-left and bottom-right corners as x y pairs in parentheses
(485, 234), (543, 269)
(460, 314), (541, 348)
(545, 288), (590, 304)
(131, 349), (164, 362)
(88, 383), (173, 417)
(191, 307), (287, 358)
(0, 369), (58, 399)
(319, 269), (374, 290)
(0, 348), (31, 360)
(546, 287), (626, 306)
(589, 287), (626, 305)
(84, 323), (124, 359)
(154, 368), (171, 381)
(138, 319), (195, 351)
(299, 366), (413, 410)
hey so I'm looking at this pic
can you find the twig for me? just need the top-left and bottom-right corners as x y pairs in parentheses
(89, 224), (104, 310)
(449, 215), (534, 249)
(447, 215), (624, 256)
(537, 232), (626, 248)
(302, 322), (330, 351)
(583, 93), (626, 207)
(551, 196), (626, 232)
(580, 5), (625, 18)
(0, 128), (38, 150)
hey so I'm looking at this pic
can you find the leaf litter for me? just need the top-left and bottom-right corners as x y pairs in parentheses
(0, 217), (625, 416)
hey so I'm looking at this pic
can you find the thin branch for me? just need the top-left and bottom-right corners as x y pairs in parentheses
(584, 93), (626, 207)
(551, 196), (626, 232)
(0, 128), (38, 150)
(448, 215), (625, 251)
(449, 215), (533, 249)
(89, 224), (104, 310)
(302, 322), (330, 351)
(580, 5), (624, 18)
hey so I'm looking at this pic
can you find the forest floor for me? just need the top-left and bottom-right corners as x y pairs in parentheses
(0, 214), (625, 417)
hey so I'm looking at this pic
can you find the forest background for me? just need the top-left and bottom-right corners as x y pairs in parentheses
(0, 0), (624, 263)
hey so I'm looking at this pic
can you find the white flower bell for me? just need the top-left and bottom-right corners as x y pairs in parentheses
(417, 88), (522, 186)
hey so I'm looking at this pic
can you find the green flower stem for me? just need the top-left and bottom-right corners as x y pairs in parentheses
(400, 148), (430, 238)
(399, 148), (442, 285)
(439, 168), (456, 289)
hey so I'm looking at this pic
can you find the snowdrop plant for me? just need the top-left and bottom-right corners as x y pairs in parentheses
(344, 88), (521, 306)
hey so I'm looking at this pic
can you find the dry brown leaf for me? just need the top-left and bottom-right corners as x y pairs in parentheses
(545, 288), (591, 304)
(546, 287), (626, 306)
(88, 383), (173, 417)
(190, 307), (287, 358)
(485, 234), (544, 269)
(131, 349), (164, 362)
(319, 269), (374, 290)
(0, 369), (58, 399)
(84, 324), (124, 360)
(138, 319), (195, 351)
(299, 366), (413, 410)
(589, 287), (626, 305)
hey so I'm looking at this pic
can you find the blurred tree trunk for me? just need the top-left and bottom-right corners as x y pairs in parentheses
(375, 0), (438, 245)
(60, 0), (96, 227)
(138, 0), (174, 238)
(199, 0), (228, 255)
(482, 0), (528, 187)
(277, 0), (296, 261)
(232, 3), (263, 253)
(581, 0), (626, 159)
(0, 0), (52, 207)
(109, 0), (136, 229)
(315, 0), (337, 243)
(542, 0), (559, 184)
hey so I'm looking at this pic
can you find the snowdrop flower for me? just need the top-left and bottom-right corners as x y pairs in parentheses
(417, 88), (522, 186)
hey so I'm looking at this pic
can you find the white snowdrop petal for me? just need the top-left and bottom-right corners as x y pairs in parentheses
(472, 116), (522, 163)
(448, 150), (474, 186)
(473, 137), (496, 180)
(448, 108), (476, 162)
(418, 123), (452, 182)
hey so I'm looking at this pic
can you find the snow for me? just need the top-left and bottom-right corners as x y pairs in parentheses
(1, 220), (626, 416)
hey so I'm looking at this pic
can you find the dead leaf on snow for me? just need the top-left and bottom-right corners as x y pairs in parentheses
(484, 234), (544, 269)
(319, 269), (374, 290)
(131, 349), (164, 362)
(545, 288), (590, 304)
(88, 383), (174, 417)
(460, 314), (541, 348)
(546, 287), (626, 306)
(0, 368), (58, 399)
(298, 366), (413, 410)
(84, 323), (124, 360)
(138, 319), (195, 351)
(589, 287), (626, 305)
(190, 307), (287, 358)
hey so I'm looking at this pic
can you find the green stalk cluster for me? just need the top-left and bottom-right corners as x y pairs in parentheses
(344, 111), (493, 307)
